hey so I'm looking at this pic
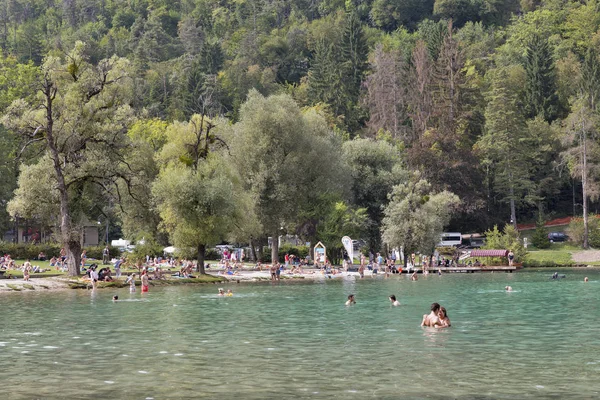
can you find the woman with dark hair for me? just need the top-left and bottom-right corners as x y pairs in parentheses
(438, 307), (451, 328)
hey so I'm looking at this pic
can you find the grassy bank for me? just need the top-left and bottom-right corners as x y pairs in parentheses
(523, 243), (600, 267)
(524, 250), (575, 267)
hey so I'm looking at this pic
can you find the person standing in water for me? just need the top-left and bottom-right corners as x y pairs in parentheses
(141, 270), (149, 293)
(126, 273), (136, 293)
(359, 255), (365, 278)
(421, 303), (441, 327)
(90, 266), (99, 290)
(437, 307), (451, 327)
(389, 295), (400, 306)
(345, 294), (356, 306)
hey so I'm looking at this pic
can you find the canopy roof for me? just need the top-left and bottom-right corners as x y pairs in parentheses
(470, 249), (509, 258)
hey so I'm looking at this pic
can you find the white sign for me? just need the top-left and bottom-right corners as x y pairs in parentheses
(341, 236), (353, 263)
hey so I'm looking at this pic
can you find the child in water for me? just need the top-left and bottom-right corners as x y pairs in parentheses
(389, 295), (400, 306)
(345, 294), (356, 306)
(126, 274), (136, 293)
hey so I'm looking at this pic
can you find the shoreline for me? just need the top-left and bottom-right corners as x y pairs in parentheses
(0, 270), (354, 292)
(2, 266), (599, 292)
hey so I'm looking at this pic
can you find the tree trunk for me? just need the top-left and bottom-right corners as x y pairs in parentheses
(509, 174), (517, 229)
(582, 125), (589, 249)
(271, 234), (279, 265)
(43, 77), (80, 276)
(67, 240), (81, 276)
(197, 243), (206, 274)
(256, 241), (264, 262)
(249, 238), (257, 262)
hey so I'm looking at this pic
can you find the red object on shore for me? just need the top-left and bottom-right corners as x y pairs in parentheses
(517, 216), (576, 231)
(470, 250), (509, 258)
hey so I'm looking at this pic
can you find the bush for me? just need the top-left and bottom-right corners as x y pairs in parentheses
(279, 244), (309, 260)
(436, 246), (455, 255)
(205, 248), (220, 260)
(83, 246), (120, 260)
(483, 224), (526, 261)
(566, 216), (600, 247)
(0, 243), (62, 259)
(0, 243), (121, 260)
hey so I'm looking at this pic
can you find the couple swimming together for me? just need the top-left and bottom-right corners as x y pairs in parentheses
(420, 302), (451, 328)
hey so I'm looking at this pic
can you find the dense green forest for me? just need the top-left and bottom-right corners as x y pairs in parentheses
(0, 0), (599, 273)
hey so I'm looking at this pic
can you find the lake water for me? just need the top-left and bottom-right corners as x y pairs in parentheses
(1, 269), (600, 399)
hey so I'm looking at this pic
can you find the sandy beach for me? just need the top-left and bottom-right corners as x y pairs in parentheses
(0, 269), (365, 292)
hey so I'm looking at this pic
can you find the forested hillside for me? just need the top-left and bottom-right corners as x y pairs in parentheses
(0, 0), (599, 269)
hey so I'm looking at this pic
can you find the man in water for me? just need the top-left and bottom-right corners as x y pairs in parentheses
(389, 295), (400, 306)
(345, 294), (356, 306)
(421, 302), (441, 327)
(505, 286), (513, 292)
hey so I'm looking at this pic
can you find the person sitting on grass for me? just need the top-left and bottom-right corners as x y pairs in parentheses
(103, 268), (114, 282)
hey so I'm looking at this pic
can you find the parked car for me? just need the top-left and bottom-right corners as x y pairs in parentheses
(548, 232), (568, 242)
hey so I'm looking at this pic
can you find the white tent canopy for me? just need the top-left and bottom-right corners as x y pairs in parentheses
(111, 239), (130, 247)
(163, 246), (177, 254)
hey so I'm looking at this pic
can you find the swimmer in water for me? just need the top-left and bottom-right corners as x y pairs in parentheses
(437, 307), (451, 328)
(226, 289), (233, 296)
(410, 271), (418, 281)
(112, 295), (119, 301)
(345, 294), (356, 306)
(421, 302), (441, 327)
(584, 277), (589, 282)
(505, 286), (513, 292)
(389, 295), (400, 306)
(218, 288), (225, 296)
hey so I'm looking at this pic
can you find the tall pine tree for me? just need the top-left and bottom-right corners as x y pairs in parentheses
(580, 46), (600, 111)
(524, 34), (559, 122)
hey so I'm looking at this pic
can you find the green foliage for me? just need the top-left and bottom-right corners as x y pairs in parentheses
(0, 243), (120, 260)
(227, 90), (347, 262)
(483, 224), (526, 261)
(524, 34), (559, 121)
(1, 0), (600, 259)
(153, 114), (243, 272)
(382, 175), (460, 256)
(126, 238), (165, 265)
(531, 219), (550, 249)
(343, 138), (406, 251)
(316, 201), (368, 264)
(279, 244), (310, 260)
(566, 216), (600, 248)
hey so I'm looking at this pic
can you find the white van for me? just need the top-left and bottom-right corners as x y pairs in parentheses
(438, 232), (462, 247)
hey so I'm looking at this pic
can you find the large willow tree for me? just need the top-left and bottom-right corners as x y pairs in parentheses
(2, 42), (136, 276)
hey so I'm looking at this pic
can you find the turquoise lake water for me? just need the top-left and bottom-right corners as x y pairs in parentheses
(1, 269), (600, 399)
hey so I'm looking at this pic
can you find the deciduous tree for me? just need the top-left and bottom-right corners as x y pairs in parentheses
(2, 42), (136, 275)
